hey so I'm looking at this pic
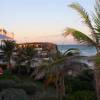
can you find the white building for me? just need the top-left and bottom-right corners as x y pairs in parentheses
(0, 28), (14, 41)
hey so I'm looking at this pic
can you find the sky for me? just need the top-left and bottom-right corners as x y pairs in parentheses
(0, 0), (95, 44)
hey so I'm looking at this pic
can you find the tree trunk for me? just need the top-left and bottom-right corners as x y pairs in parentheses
(7, 59), (12, 69)
(27, 60), (31, 75)
(95, 53), (100, 100)
(56, 72), (65, 100)
(95, 69), (100, 100)
(62, 75), (65, 96)
(95, 46), (100, 54)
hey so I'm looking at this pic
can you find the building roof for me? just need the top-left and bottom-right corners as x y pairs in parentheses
(0, 28), (14, 40)
(0, 34), (13, 40)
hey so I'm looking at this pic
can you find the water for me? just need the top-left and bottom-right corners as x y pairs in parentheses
(57, 45), (97, 56)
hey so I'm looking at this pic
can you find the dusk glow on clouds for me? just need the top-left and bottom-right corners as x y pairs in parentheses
(0, 0), (94, 44)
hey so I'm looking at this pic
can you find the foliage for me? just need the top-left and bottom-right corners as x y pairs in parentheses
(77, 69), (94, 82)
(64, 70), (94, 94)
(63, 0), (100, 52)
(63, 28), (95, 45)
(0, 69), (11, 79)
(34, 48), (84, 100)
(0, 88), (28, 100)
(0, 80), (16, 91)
(68, 3), (93, 31)
(34, 48), (81, 80)
(0, 69), (20, 82)
(0, 64), (7, 70)
(65, 91), (96, 100)
(0, 78), (36, 95)
(15, 82), (36, 94)
(16, 44), (36, 64)
(15, 44), (36, 75)
(63, 2), (100, 99)
(95, 54), (100, 67)
(93, 0), (100, 44)
(0, 40), (16, 63)
(15, 65), (28, 75)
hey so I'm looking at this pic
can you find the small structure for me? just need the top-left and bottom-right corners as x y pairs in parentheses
(17, 42), (58, 54)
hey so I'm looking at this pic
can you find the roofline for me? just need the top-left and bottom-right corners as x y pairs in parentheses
(17, 42), (57, 45)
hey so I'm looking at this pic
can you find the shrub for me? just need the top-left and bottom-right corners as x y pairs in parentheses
(0, 69), (11, 80)
(15, 82), (36, 95)
(65, 91), (96, 100)
(0, 88), (28, 100)
(16, 65), (28, 75)
(0, 80), (16, 91)
(0, 79), (36, 95)
(0, 64), (7, 70)
(10, 75), (21, 82)
(64, 70), (94, 94)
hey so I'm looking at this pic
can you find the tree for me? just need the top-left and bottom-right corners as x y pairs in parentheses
(0, 40), (16, 69)
(15, 44), (36, 75)
(34, 48), (83, 100)
(63, 1), (100, 99)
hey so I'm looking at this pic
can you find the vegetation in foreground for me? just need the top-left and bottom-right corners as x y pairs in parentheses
(0, 40), (97, 100)
(0, 0), (100, 99)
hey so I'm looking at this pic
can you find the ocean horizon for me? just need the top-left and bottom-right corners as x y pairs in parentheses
(57, 45), (97, 56)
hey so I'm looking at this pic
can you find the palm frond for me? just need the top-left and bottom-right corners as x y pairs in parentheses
(93, 0), (100, 44)
(0, 40), (16, 52)
(68, 3), (94, 32)
(63, 27), (96, 45)
(63, 48), (80, 56)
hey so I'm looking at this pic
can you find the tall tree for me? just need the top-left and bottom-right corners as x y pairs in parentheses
(0, 40), (16, 69)
(16, 44), (36, 74)
(63, 1), (100, 99)
(34, 48), (81, 100)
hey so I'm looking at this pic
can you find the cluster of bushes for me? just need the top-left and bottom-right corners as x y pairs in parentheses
(0, 79), (36, 95)
(0, 67), (37, 100)
(65, 69), (95, 94)
(39, 91), (96, 100)
(65, 91), (96, 100)
(0, 68), (96, 100)
(0, 88), (28, 100)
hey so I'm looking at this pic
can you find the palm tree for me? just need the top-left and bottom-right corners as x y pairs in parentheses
(34, 48), (82, 100)
(16, 44), (36, 75)
(0, 40), (16, 69)
(63, 0), (100, 99)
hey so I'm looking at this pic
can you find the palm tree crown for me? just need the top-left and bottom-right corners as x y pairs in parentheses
(63, 1), (100, 53)
(63, 1), (100, 100)
(0, 40), (16, 68)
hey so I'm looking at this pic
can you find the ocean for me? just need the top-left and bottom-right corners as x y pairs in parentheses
(57, 45), (97, 56)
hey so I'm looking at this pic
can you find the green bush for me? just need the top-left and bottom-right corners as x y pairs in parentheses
(0, 69), (11, 80)
(0, 79), (36, 95)
(15, 82), (36, 95)
(65, 91), (96, 100)
(0, 64), (7, 70)
(0, 80), (16, 91)
(16, 65), (28, 75)
(65, 70), (94, 94)
(10, 75), (21, 82)
(0, 88), (28, 100)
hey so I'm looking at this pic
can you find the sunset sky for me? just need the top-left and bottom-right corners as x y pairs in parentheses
(0, 0), (95, 44)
